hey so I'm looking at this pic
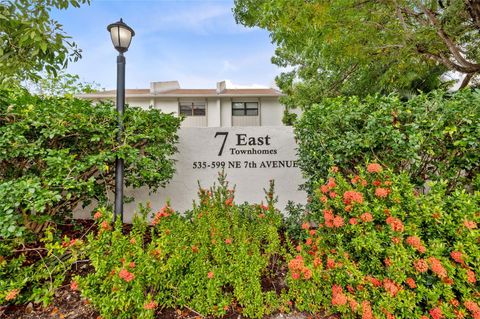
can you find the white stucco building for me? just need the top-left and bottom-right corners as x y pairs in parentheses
(80, 80), (290, 127)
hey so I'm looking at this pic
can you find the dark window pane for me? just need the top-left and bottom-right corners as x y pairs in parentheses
(232, 102), (245, 110)
(179, 104), (192, 116)
(246, 102), (258, 109)
(193, 104), (205, 116)
(232, 109), (245, 116)
(246, 108), (258, 116)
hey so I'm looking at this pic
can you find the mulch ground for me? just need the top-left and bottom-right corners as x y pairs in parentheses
(1, 219), (338, 319)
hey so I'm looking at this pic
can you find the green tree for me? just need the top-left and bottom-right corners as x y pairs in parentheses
(234, 0), (480, 111)
(0, 0), (90, 86)
(25, 71), (103, 96)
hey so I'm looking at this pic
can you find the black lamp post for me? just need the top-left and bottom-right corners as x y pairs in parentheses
(107, 18), (135, 222)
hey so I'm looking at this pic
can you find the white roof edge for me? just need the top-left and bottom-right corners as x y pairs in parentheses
(77, 93), (284, 99)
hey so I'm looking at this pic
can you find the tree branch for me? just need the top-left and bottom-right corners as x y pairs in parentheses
(418, 3), (480, 71)
(459, 72), (475, 89)
(464, 0), (480, 32)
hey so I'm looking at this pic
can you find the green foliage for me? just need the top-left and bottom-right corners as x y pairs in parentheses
(0, 89), (181, 238)
(0, 0), (90, 86)
(295, 89), (480, 192)
(25, 71), (103, 96)
(78, 175), (283, 318)
(287, 164), (480, 318)
(0, 229), (83, 306)
(234, 0), (480, 110)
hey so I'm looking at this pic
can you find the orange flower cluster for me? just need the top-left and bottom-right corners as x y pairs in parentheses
(406, 236), (426, 253)
(207, 271), (214, 279)
(93, 211), (102, 220)
(362, 301), (373, 319)
(386, 217), (404, 232)
(467, 269), (476, 283)
(100, 221), (111, 231)
(365, 276), (381, 287)
(414, 259), (429, 273)
(375, 187), (390, 198)
(118, 268), (135, 282)
(225, 197), (233, 206)
(405, 277), (416, 289)
(70, 280), (79, 291)
(450, 251), (465, 265)
(5, 289), (19, 301)
(463, 220), (477, 229)
(324, 209), (344, 228)
(343, 190), (364, 205)
(143, 300), (158, 310)
(428, 257), (447, 279)
(288, 255), (312, 280)
(152, 205), (172, 225)
(360, 212), (373, 222)
(465, 301), (480, 319)
(383, 279), (400, 297)
(367, 163), (383, 173)
(429, 307), (444, 319)
(331, 285), (347, 306)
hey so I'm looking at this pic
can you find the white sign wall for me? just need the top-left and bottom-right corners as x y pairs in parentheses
(75, 127), (307, 222)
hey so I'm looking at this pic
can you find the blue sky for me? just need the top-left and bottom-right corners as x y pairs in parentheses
(52, 0), (281, 90)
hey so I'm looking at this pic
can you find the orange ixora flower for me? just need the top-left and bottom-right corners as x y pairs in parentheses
(333, 215), (344, 228)
(207, 271), (214, 279)
(143, 300), (158, 310)
(405, 277), (416, 289)
(406, 236), (426, 253)
(463, 220), (477, 229)
(151, 204), (173, 225)
(5, 289), (20, 301)
(383, 279), (400, 297)
(331, 285), (347, 306)
(301, 222), (310, 230)
(375, 187), (390, 198)
(367, 163), (383, 173)
(93, 211), (102, 220)
(118, 268), (135, 282)
(225, 197), (233, 206)
(414, 259), (429, 273)
(360, 212), (373, 222)
(386, 217), (404, 232)
(70, 280), (79, 291)
(343, 191), (364, 205)
(100, 221), (111, 231)
(429, 257), (448, 279)
(450, 251), (465, 264)
(429, 307), (444, 319)
(467, 269), (477, 283)
(362, 301), (373, 319)
(464, 301), (480, 319)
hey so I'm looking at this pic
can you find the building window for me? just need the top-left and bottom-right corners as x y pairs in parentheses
(179, 102), (206, 116)
(232, 102), (258, 116)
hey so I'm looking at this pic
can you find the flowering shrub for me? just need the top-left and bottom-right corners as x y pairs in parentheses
(0, 229), (83, 306)
(77, 174), (283, 318)
(287, 164), (479, 318)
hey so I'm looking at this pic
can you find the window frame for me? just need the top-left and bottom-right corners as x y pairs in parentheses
(179, 101), (206, 117)
(232, 102), (259, 116)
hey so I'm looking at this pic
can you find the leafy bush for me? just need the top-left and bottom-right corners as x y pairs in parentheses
(295, 89), (480, 192)
(0, 88), (181, 238)
(0, 229), (83, 306)
(77, 175), (284, 318)
(287, 164), (480, 319)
